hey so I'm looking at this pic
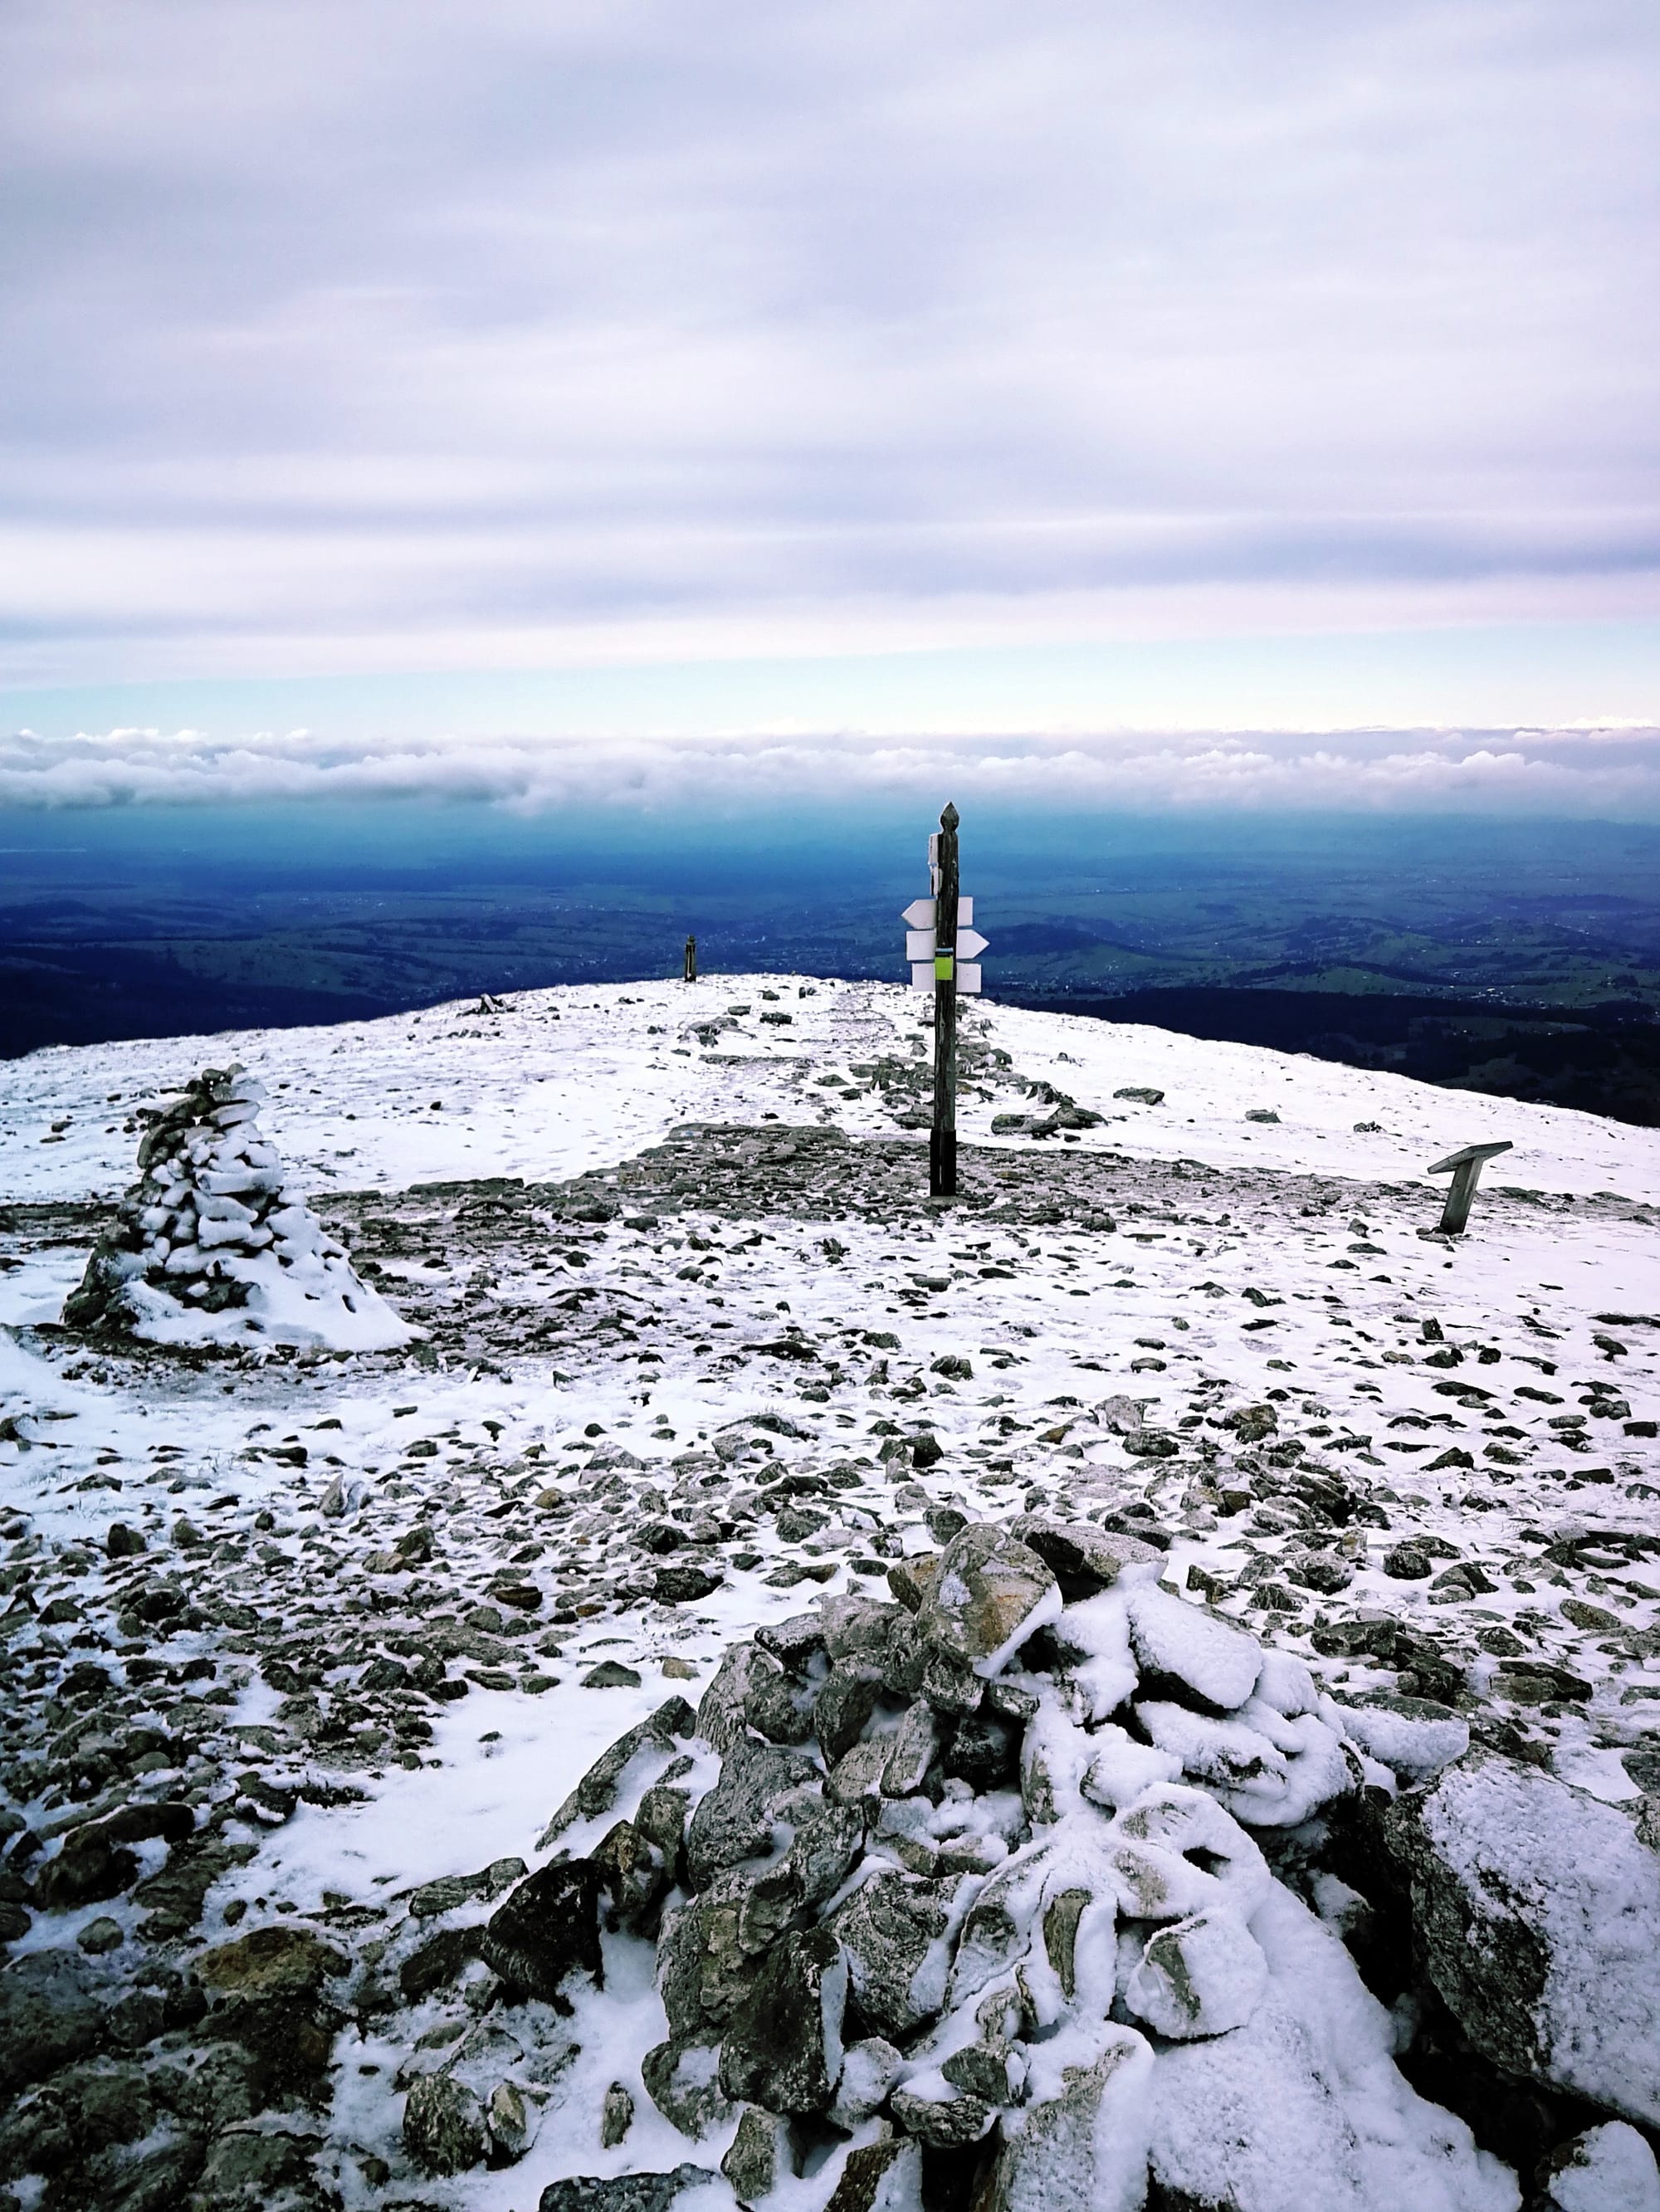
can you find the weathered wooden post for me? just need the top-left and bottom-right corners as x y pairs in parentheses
(930, 803), (960, 1198)
(901, 809), (986, 1199)
(1425, 1139), (1512, 1235)
(683, 935), (698, 984)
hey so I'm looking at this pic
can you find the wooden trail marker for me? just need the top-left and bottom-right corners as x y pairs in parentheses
(930, 803), (960, 1197)
(901, 805), (989, 1197)
(1424, 1139), (1512, 1235)
(683, 935), (698, 984)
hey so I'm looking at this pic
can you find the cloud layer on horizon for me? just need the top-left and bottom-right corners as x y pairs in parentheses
(2, 0), (1658, 696)
(6, 723), (1660, 821)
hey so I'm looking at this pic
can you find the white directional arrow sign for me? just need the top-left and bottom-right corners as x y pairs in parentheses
(913, 961), (983, 992)
(901, 896), (974, 930)
(955, 928), (989, 960)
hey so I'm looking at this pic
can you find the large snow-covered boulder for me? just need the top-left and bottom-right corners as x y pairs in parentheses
(61, 1063), (412, 1352)
(1384, 1753), (1660, 2127)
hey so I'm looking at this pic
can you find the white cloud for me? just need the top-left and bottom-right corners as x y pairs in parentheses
(5, 723), (1659, 818)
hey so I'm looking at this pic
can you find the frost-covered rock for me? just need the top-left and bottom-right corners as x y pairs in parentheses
(1148, 1885), (1516, 2212)
(1385, 1753), (1660, 2127)
(61, 1064), (412, 1350)
(1539, 2122), (1660, 2212)
(915, 1524), (1062, 1676)
(1335, 1692), (1470, 1783)
(1125, 1906), (1269, 2039)
(977, 2023), (1152, 2212)
(1125, 1581), (1263, 1711)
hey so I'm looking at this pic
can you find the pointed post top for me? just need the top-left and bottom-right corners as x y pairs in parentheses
(940, 802), (959, 833)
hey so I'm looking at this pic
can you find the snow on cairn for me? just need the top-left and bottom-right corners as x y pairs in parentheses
(377, 1521), (1539, 2212)
(60, 1062), (412, 1350)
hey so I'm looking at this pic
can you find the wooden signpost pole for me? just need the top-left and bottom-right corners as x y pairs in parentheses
(930, 803), (960, 1198)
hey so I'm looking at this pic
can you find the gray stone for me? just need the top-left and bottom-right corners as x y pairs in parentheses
(486, 2078), (535, 2162)
(916, 1526), (1060, 1676)
(642, 2031), (733, 2137)
(1148, 2000), (1368, 2210)
(601, 2081), (635, 2147)
(1384, 1752), (1660, 2125)
(823, 2139), (923, 2212)
(0, 1948), (106, 2094)
(1125, 1584), (1262, 1712)
(819, 1594), (906, 1665)
(890, 2081), (994, 2146)
(1013, 1516), (1163, 1597)
(828, 1868), (950, 2039)
(1124, 1907), (1269, 2039)
(84, 2135), (208, 2212)
(881, 1702), (939, 1796)
(656, 1565), (723, 1604)
(816, 1662), (883, 1760)
(540, 1697), (696, 1841)
(400, 1924), (484, 2002)
(1539, 2122), (1660, 2212)
(480, 1858), (603, 2002)
(685, 1736), (819, 1887)
(1384, 1542), (1433, 1580)
(828, 2036), (904, 2127)
(782, 1798), (867, 1911)
(722, 2104), (791, 2200)
(919, 1645), (984, 1716)
(1335, 1694), (1468, 1782)
(185, 2126), (334, 2211)
(720, 1926), (847, 2114)
(199, 1924), (349, 2003)
(979, 2027), (1151, 2212)
(403, 2071), (489, 2176)
(538, 2166), (715, 2212)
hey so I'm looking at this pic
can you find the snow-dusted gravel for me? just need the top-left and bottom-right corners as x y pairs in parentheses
(2, 978), (1658, 2211)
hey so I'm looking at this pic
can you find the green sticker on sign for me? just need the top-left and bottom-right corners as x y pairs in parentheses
(935, 952), (954, 981)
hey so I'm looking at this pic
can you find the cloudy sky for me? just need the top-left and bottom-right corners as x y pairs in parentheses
(2, 0), (1658, 807)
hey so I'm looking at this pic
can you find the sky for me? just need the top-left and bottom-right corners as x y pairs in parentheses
(2, 0), (1658, 817)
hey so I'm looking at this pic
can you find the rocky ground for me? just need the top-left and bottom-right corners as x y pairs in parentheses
(2, 979), (1659, 2211)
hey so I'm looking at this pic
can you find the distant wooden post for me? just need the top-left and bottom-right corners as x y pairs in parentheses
(683, 935), (698, 984)
(930, 803), (960, 1198)
(1426, 1139), (1512, 1235)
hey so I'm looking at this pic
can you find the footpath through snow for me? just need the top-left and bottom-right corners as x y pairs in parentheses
(2, 978), (1659, 2212)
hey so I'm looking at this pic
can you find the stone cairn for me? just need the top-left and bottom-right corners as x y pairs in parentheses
(393, 1519), (1626, 2210)
(61, 1064), (399, 1348)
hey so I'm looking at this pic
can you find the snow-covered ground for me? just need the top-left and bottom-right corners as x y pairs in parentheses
(6, 974), (1659, 1209)
(2, 978), (1658, 2212)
